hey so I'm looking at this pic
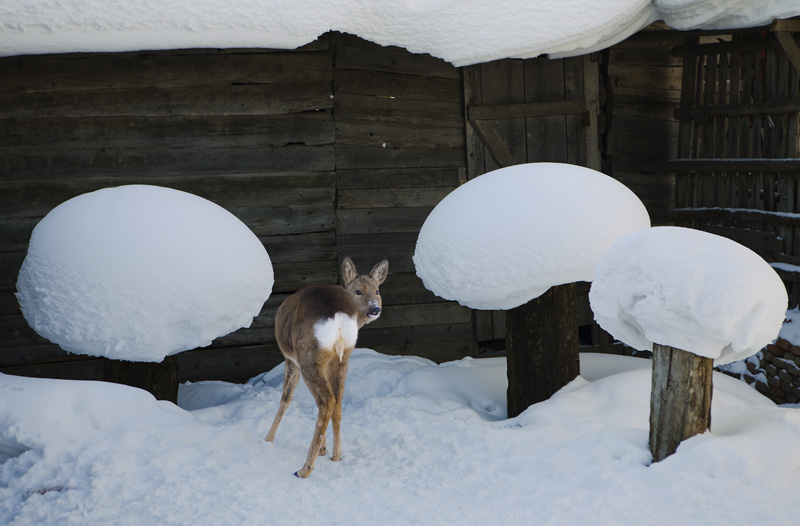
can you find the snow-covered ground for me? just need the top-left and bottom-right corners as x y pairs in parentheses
(1, 350), (798, 525)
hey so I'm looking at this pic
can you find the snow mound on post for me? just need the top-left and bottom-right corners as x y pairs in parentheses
(589, 226), (787, 365)
(16, 185), (274, 362)
(413, 163), (651, 310)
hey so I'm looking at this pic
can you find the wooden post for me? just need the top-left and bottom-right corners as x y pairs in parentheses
(649, 343), (713, 462)
(103, 355), (179, 403)
(505, 282), (580, 418)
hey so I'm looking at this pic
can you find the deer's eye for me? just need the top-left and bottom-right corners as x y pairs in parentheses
(355, 290), (363, 296)
(375, 290), (380, 296)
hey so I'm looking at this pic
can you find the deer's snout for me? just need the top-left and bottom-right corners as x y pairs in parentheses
(367, 305), (382, 318)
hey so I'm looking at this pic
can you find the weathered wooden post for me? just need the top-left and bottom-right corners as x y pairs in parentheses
(590, 226), (788, 465)
(413, 163), (650, 417)
(649, 343), (713, 462)
(506, 283), (579, 417)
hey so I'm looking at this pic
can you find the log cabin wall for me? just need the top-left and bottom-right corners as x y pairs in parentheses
(605, 23), (693, 226)
(0, 27), (734, 385)
(331, 34), (474, 363)
(0, 33), (473, 383)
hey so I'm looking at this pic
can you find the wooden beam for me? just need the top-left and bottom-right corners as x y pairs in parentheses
(468, 99), (587, 121)
(668, 158), (800, 173)
(583, 54), (602, 171)
(771, 19), (800, 33)
(468, 118), (516, 168)
(671, 206), (800, 226)
(674, 100), (800, 120)
(774, 30), (800, 75)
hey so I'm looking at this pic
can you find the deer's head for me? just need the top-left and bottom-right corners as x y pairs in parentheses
(341, 257), (389, 328)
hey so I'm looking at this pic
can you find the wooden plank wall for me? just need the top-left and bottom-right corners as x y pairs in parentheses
(332, 34), (474, 362)
(0, 41), (338, 382)
(606, 24), (693, 225)
(462, 56), (603, 350)
(0, 33), (475, 383)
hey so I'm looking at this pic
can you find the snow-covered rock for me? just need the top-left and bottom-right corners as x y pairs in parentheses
(413, 163), (650, 310)
(15, 185), (273, 362)
(0, 1), (797, 64)
(589, 226), (788, 365)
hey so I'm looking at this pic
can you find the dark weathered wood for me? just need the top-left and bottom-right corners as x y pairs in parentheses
(335, 144), (464, 170)
(103, 355), (179, 403)
(0, 172), (335, 218)
(670, 158), (800, 172)
(333, 68), (462, 103)
(357, 322), (474, 347)
(337, 167), (460, 189)
(463, 64), (486, 182)
(335, 45), (460, 80)
(336, 207), (433, 235)
(335, 119), (465, 148)
(334, 93), (464, 127)
(674, 100), (800, 121)
(0, 84), (334, 119)
(608, 64), (683, 91)
(177, 344), (285, 383)
(337, 187), (455, 208)
(670, 206), (800, 226)
(2, 145), (336, 179)
(468, 118), (517, 168)
(363, 301), (472, 329)
(376, 272), (448, 305)
(2, 114), (335, 149)
(0, 51), (333, 92)
(649, 343), (713, 462)
(506, 283), (580, 418)
(524, 57), (570, 164)
(468, 99), (587, 120)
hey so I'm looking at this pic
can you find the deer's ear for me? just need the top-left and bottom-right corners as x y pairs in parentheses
(341, 257), (358, 286)
(370, 259), (389, 285)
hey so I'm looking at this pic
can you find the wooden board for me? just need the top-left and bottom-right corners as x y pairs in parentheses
(0, 51), (333, 92)
(0, 85), (334, 119)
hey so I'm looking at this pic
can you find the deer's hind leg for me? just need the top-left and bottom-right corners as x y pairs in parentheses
(330, 348), (353, 462)
(295, 353), (336, 478)
(265, 358), (300, 443)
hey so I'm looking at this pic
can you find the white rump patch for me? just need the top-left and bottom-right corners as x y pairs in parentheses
(313, 313), (358, 361)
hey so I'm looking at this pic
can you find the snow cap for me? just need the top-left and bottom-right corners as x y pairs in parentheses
(16, 185), (274, 362)
(413, 163), (651, 310)
(1, 1), (798, 64)
(589, 226), (788, 365)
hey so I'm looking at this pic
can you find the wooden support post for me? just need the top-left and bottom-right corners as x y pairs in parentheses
(505, 283), (580, 418)
(649, 343), (713, 462)
(103, 355), (179, 403)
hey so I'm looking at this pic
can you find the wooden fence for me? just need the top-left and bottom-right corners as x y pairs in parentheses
(671, 25), (800, 306)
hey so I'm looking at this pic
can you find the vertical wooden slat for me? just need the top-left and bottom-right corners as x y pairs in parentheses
(463, 65), (485, 182)
(676, 52), (698, 207)
(582, 55), (601, 170)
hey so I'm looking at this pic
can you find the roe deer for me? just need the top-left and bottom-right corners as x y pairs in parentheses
(264, 256), (389, 477)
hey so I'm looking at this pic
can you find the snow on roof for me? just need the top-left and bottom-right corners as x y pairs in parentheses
(15, 185), (274, 362)
(1, 1), (798, 65)
(413, 163), (651, 310)
(589, 226), (788, 365)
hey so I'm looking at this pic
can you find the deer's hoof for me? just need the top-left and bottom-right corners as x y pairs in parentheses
(295, 467), (312, 478)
